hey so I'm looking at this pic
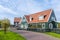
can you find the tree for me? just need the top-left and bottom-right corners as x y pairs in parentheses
(1, 19), (10, 34)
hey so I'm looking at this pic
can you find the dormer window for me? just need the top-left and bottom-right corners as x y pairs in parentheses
(30, 16), (33, 21)
(39, 16), (44, 20)
(31, 18), (33, 20)
(44, 15), (46, 18)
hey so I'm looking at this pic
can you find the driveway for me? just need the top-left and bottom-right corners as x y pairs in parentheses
(10, 28), (60, 40)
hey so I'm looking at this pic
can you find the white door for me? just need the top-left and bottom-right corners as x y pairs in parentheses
(21, 24), (24, 28)
(24, 24), (28, 29)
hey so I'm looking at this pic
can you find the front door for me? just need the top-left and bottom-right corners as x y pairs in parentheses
(21, 24), (28, 29)
(21, 24), (24, 28)
(24, 24), (28, 29)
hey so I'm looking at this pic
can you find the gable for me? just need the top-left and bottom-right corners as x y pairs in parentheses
(21, 16), (28, 24)
(48, 10), (56, 22)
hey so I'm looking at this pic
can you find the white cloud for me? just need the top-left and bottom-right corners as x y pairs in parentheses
(0, 5), (18, 15)
(17, 0), (43, 14)
(0, 14), (14, 24)
(55, 5), (60, 12)
(50, 0), (60, 4)
(2, 0), (9, 2)
(0, 0), (60, 23)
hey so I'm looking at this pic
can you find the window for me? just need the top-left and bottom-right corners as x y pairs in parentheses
(39, 16), (44, 20)
(42, 23), (45, 29)
(44, 15), (46, 18)
(49, 23), (53, 29)
(51, 17), (55, 21)
(30, 16), (33, 21)
(31, 18), (33, 20)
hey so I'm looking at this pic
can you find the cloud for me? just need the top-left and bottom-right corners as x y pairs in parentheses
(1, 0), (9, 2)
(17, 0), (43, 14)
(0, 5), (18, 15)
(0, 0), (60, 24)
(0, 13), (16, 24)
(0, 5), (19, 24)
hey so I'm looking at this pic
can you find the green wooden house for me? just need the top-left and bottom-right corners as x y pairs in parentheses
(14, 9), (57, 30)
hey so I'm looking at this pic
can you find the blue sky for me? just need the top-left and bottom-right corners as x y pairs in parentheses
(0, 0), (60, 24)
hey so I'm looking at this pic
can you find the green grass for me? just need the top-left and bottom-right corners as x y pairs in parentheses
(45, 32), (60, 38)
(0, 30), (26, 40)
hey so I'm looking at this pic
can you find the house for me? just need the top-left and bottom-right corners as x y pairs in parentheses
(14, 9), (57, 30)
(14, 17), (21, 27)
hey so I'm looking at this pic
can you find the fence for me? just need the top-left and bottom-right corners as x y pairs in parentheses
(27, 28), (50, 32)
(52, 28), (60, 34)
(27, 28), (60, 33)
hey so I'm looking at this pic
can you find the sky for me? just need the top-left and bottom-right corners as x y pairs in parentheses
(0, 0), (60, 24)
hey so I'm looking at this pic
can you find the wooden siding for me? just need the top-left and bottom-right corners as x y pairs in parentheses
(28, 23), (46, 29)
(58, 23), (60, 28)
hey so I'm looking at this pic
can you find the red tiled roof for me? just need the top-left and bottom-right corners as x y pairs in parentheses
(25, 9), (52, 23)
(14, 17), (21, 23)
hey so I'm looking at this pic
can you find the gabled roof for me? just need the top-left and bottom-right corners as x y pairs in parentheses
(14, 17), (21, 23)
(25, 9), (52, 23)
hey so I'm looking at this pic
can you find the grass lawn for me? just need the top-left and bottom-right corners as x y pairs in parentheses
(0, 30), (26, 40)
(45, 32), (60, 38)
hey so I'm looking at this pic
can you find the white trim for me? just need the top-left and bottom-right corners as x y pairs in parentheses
(20, 16), (28, 24)
(19, 18), (22, 24)
(47, 9), (52, 22)
(20, 16), (28, 29)
(30, 16), (31, 21)
(24, 16), (29, 24)
(20, 24), (24, 28)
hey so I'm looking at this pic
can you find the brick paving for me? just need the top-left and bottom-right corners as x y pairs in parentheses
(11, 28), (60, 40)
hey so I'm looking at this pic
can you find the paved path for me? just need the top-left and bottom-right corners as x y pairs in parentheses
(11, 28), (60, 40)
